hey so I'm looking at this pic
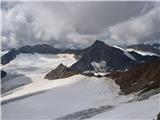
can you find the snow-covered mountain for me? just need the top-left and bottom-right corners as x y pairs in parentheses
(1, 44), (87, 65)
(2, 42), (159, 66)
(1, 40), (160, 120)
(45, 40), (159, 80)
(1, 53), (77, 95)
(127, 43), (160, 56)
(1, 44), (62, 65)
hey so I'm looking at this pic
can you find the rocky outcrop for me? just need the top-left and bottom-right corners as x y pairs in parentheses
(1, 70), (7, 79)
(129, 51), (159, 62)
(44, 63), (79, 80)
(70, 40), (159, 73)
(156, 112), (160, 120)
(45, 40), (160, 80)
(111, 59), (160, 95)
(1, 49), (19, 65)
(70, 40), (136, 72)
(152, 43), (160, 50)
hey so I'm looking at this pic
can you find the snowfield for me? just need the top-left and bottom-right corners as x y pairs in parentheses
(113, 45), (136, 60)
(1, 53), (160, 119)
(1, 53), (77, 99)
(1, 74), (32, 95)
(89, 93), (160, 119)
(91, 60), (108, 72)
(2, 75), (130, 119)
(2, 53), (76, 74)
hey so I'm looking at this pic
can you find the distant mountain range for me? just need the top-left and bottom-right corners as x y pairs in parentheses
(1, 41), (160, 65)
(1, 44), (88, 65)
(1, 44), (62, 65)
(1, 40), (160, 101)
(127, 43), (160, 56)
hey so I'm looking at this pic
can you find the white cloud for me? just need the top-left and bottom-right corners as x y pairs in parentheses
(1, 1), (159, 50)
(1, 2), (99, 49)
(109, 3), (160, 45)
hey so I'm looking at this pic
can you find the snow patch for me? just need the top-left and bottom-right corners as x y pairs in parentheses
(91, 60), (108, 72)
(113, 45), (136, 61)
(127, 48), (159, 56)
(1, 50), (9, 56)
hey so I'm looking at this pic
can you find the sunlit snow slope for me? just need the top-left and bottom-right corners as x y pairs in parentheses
(90, 93), (160, 119)
(1, 52), (159, 120)
(1, 53), (77, 100)
(1, 53), (133, 119)
(2, 75), (130, 119)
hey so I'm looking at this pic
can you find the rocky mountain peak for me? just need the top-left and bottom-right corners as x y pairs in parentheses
(56, 63), (67, 70)
(44, 63), (79, 80)
(92, 40), (106, 46)
(89, 40), (108, 51)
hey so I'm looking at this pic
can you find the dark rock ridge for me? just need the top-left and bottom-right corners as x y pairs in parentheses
(45, 40), (159, 80)
(70, 40), (133, 72)
(128, 43), (160, 56)
(18, 44), (61, 54)
(110, 59), (160, 95)
(70, 40), (159, 72)
(156, 112), (160, 120)
(152, 43), (160, 50)
(1, 49), (19, 65)
(44, 63), (79, 80)
(1, 44), (62, 65)
(1, 44), (86, 65)
(129, 51), (159, 62)
(1, 44), (60, 65)
(1, 70), (7, 79)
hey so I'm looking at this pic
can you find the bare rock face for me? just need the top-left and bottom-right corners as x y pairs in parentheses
(70, 40), (137, 72)
(1, 70), (7, 79)
(44, 40), (160, 81)
(156, 112), (160, 120)
(44, 63), (79, 80)
(111, 59), (160, 95)
(70, 40), (159, 73)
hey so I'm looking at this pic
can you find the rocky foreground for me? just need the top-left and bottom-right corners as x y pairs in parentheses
(110, 59), (160, 95)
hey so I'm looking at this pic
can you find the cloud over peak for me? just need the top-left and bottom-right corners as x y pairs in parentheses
(1, 1), (159, 50)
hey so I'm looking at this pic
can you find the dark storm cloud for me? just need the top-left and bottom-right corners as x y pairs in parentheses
(1, 1), (159, 50)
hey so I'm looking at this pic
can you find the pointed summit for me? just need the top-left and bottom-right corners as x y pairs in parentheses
(45, 63), (79, 80)
(92, 40), (106, 46)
